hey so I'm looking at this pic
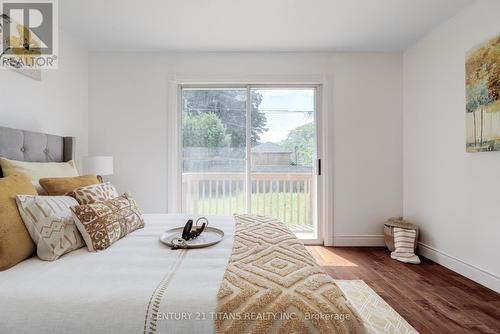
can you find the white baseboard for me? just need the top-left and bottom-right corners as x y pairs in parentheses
(417, 242), (500, 293)
(333, 235), (385, 247)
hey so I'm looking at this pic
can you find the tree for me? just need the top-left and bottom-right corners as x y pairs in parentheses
(466, 36), (499, 101)
(487, 64), (499, 101)
(466, 81), (493, 146)
(182, 112), (230, 148)
(182, 90), (267, 147)
(250, 92), (267, 145)
(281, 122), (314, 166)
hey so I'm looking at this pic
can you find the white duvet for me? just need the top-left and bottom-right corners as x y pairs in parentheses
(0, 214), (235, 334)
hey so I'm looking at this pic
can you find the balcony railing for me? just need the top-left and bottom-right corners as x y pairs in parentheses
(182, 172), (314, 232)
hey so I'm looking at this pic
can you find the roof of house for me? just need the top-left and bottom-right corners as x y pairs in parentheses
(252, 142), (293, 153)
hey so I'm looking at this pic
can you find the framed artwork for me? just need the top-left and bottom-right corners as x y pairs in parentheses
(0, 13), (42, 81)
(466, 35), (499, 152)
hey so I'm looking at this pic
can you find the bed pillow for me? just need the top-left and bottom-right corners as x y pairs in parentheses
(71, 193), (144, 251)
(0, 175), (37, 271)
(66, 182), (119, 205)
(16, 195), (85, 261)
(0, 157), (79, 194)
(39, 174), (100, 196)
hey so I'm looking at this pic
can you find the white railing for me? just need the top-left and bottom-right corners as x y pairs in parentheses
(182, 172), (314, 227)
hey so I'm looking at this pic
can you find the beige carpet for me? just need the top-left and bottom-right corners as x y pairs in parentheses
(335, 280), (418, 334)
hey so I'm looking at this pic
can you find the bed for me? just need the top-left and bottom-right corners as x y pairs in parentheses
(0, 126), (367, 334)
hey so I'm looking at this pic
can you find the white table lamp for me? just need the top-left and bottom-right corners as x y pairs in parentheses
(82, 156), (113, 182)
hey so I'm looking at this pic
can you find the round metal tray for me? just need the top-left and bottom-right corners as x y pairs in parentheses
(159, 227), (224, 248)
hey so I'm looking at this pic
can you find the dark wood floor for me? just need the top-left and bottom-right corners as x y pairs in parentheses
(306, 246), (500, 334)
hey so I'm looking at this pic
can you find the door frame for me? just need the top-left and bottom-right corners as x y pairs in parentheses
(166, 75), (331, 245)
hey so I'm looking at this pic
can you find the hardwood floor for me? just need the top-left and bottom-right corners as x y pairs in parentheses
(306, 246), (500, 334)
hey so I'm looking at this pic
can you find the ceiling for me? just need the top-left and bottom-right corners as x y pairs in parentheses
(60, 0), (473, 52)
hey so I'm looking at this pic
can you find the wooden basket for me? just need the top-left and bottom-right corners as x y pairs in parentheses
(384, 217), (418, 252)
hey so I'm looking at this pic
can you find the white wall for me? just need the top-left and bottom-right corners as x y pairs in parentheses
(88, 52), (403, 244)
(403, 0), (500, 292)
(0, 31), (89, 166)
(331, 54), (403, 246)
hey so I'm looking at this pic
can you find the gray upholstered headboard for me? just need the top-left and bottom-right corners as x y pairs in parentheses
(0, 126), (75, 177)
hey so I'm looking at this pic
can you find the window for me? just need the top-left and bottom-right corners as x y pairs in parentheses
(181, 86), (319, 240)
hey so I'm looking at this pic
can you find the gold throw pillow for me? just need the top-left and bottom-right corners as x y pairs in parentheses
(0, 175), (37, 270)
(39, 174), (99, 196)
(71, 193), (144, 251)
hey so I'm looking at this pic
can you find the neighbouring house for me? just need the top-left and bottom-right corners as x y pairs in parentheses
(182, 142), (304, 172)
(251, 142), (294, 167)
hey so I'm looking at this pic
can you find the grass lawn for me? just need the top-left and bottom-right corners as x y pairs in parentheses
(196, 191), (312, 226)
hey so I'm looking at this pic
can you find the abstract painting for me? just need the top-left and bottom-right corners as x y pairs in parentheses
(466, 35), (500, 152)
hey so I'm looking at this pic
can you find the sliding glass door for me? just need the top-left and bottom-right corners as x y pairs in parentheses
(249, 88), (317, 239)
(181, 88), (247, 216)
(181, 86), (319, 240)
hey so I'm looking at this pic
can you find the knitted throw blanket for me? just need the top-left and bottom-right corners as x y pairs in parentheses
(390, 227), (420, 264)
(215, 214), (366, 334)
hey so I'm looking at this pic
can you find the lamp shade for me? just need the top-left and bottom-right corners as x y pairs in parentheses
(82, 156), (113, 176)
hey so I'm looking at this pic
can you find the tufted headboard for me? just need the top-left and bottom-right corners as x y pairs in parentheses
(0, 126), (75, 177)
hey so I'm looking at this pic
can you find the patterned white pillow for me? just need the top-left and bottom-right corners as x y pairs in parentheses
(16, 195), (85, 261)
(70, 193), (145, 251)
(66, 182), (119, 205)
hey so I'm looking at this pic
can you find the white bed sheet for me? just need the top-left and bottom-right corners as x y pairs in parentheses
(0, 214), (235, 334)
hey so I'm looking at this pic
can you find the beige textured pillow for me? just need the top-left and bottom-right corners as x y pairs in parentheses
(66, 182), (119, 205)
(71, 193), (144, 251)
(0, 157), (79, 194)
(16, 195), (85, 261)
